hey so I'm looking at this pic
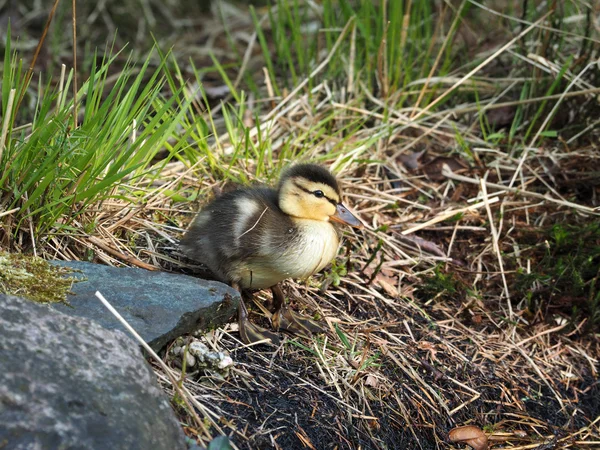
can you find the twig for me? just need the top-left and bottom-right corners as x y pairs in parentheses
(72, 0), (78, 128)
(509, 61), (599, 188)
(87, 236), (158, 271)
(439, 87), (600, 116)
(14, 0), (62, 118)
(443, 167), (599, 215)
(412, 14), (549, 121)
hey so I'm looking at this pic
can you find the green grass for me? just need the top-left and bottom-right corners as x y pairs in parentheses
(245, 0), (459, 99)
(1, 0), (596, 260)
(0, 35), (196, 240)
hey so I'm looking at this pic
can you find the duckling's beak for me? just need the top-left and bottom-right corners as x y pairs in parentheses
(331, 203), (363, 229)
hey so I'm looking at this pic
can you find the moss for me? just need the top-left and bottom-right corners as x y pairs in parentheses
(0, 252), (79, 304)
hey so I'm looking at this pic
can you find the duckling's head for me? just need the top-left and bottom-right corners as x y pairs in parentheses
(278, 164), (363, 228)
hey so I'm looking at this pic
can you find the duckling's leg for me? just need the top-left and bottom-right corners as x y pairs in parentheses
(271, 284), (324, 336)
(237, 290), (280, 345)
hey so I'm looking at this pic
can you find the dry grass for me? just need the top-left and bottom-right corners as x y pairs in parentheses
(56, 93), (600, 448)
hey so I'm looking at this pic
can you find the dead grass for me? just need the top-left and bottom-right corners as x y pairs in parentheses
(40, 106), (600, 449)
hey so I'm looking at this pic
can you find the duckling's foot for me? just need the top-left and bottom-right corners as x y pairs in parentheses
(239, 317), (281, 345)
(272, 303), (325, 337)
(270, 285), (324, 337)
(237, 295), (280, 345)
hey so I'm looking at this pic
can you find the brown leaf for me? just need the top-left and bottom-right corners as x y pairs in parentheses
(418, 341), (436, 351)
(397, 234), (446, 258)
(418, 341), (439, 363)
(365, 374), (379, 388)
(448, 425), (488, 450)
(398, 284), (416, 300)
(376, 274), (398, 298)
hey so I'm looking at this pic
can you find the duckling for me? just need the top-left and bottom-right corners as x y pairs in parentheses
(180, 164), (362, 344)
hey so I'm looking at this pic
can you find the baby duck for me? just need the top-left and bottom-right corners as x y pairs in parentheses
(181, 164), (362, 344)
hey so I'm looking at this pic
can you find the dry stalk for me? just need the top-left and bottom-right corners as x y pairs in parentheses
(0, 89), (16, 161)
(72, 0), (78, 128)
(443, 167), (599, 214)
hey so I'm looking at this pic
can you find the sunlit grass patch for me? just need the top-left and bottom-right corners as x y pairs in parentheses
(0, 36), (194, 243)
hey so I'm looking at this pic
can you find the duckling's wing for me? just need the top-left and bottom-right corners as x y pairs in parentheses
(232, 188), (297, 258)
(180, 188), (296, 284)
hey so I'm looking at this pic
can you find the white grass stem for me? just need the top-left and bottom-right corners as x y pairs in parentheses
(94, 291), (222, 442)
(443, 167), (599, 215)
(232, 12), (268, 91)
(468, 0), (600, 44)
(347, 23), (356, 95)
(130, 118), (137, 143)
(401, 197), (500, 235)
(263, 17), (354, 121)
(57, 64), (66, 110)
(509, 61), (599, 188)
(479, 177), (512, 317)
(0, 88), (16, 163)
(0, 207), (20, 219)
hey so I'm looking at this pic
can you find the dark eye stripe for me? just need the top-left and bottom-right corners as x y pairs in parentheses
(294, 182), (338, 205)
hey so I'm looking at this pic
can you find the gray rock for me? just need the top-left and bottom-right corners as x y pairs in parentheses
(50, 261), (239, 351)
(0, 294), (187, 450)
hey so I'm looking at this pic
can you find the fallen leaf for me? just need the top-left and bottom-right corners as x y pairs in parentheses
(449, 425), (488, 450)
(397, 234), (446, 258)
(365, 374), (379, 388)
(418, 341), (439, 362)
(376, 274), (399, 298)
(418, 341), (436, 351)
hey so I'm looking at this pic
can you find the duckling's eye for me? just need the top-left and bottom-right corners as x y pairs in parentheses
(313, 190), (325, 198)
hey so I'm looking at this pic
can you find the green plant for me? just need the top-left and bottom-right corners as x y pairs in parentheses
(0, 33), (194, 243)
(516, 223), (600, 331)
(417, 264), (468, 303)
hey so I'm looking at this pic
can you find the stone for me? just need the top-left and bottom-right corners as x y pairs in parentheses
(0, 294), (187, 450)
(50, 261), (240, 351)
